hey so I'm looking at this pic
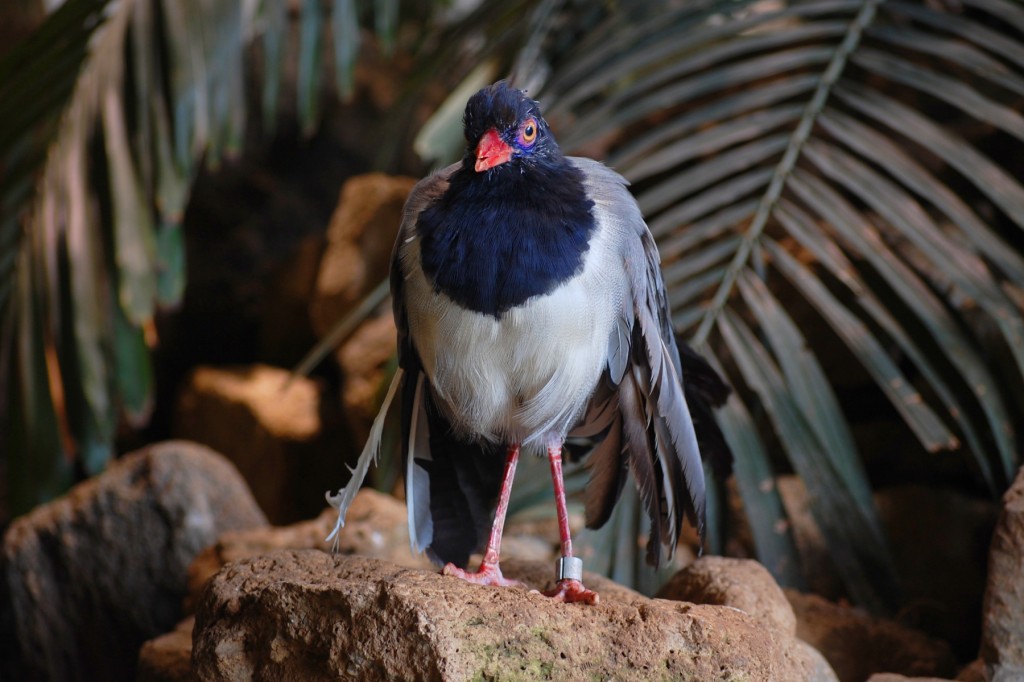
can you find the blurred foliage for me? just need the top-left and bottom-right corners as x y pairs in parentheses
(4, 0), (1024, 610)
(0, 0), (405, 516)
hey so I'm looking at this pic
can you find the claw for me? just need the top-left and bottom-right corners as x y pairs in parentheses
(442, 561), (525, 589)
(541, 578), (599, 605)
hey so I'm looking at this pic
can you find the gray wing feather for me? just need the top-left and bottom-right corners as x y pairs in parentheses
(393, 164), (456, 558)
(572, 157), (707, 560)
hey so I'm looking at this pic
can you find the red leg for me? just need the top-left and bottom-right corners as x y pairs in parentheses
(442, 444), (524, 588)
(542, 445), (599, 605)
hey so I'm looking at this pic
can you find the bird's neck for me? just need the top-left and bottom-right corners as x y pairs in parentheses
(417, 157), (596, 318)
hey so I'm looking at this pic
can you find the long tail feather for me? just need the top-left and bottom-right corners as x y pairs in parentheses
(679, 341), (733, 478)
(406, 372), (433, 554)
(582, 412), (626, 529)
(620, 369), (665, 567)
(325, 367), (405, 551)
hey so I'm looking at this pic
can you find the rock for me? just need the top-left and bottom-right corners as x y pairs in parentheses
(183, 489), (568, 615)
(802, 641), (842, 682)
(787, 589), (958, 682)
(777, 477), (995, 658)
(876, 485), (996, 658)
(955, 658), (986, 682)
(158, 498), (611, 678)
(868, 671), (954, 675)
(137, 616), (196, 682)
(308, 173), (415, 443)
(952, 659), (1024, 682)
(0, 441), (267, 682)
(657, 555), (797, 635)
(192, 551), (815, 681)
(174, 363), (348, 523)
(337, 314), (398, 441)
(776, 475), (846, 600)
(991, 667), (1024, 682)
(980, 465), (1024, 675)
(258, 232), (327, 364)
(308, 173), (417, 339)
(184, 489), (433, 612)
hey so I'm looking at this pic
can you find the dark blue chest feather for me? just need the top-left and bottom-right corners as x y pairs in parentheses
(417, 161), (596, 317)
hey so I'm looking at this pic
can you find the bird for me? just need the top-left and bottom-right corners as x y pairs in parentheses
(326, 80), (731, 604)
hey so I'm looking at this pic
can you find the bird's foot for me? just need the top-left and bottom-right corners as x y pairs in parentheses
(541, 579), (600, 605)
(442, 561), (524, 589)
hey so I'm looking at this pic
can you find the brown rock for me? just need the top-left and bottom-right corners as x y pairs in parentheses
(777, 477), (995, 659)
(877, 485), (996, 658)
(955, 658), (986, 682)
(803, 641), (842, 682)
(868, 671), (954, 675)
(184, 489), (433, 612)
(166, 510), (628, 677)
(174, 363), (348, 523)
(981, 465), (1024, 675)
(0, 441), (267, 682)
(787, 589), (958, 682)
(657, 555), (797, 635)
(259, 232), (327, 364)
(777, 475), (846, 600)
(137, 616), (196, 682)
(192, 551), (815, 681)
(337, 314), (398, 441)
(309, 173), (417, 339)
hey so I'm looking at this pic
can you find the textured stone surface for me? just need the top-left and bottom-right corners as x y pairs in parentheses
(955, 659), (987, 682)
(192, 551), (815, 681)
(657, 556), (797, 635)
(802, 641), (842, 682)
(174, 363), (347, 523)
(777, 476), (995, 658)
(776, 475), (846, 600)
(137, 616), (196, 682)
(337, 314), (398, 441)
(787, 589), (958, 682)
(981, 465), (1024, 674)
(872, 671), (958, 675)
(308, 173), (417, 339)
(0, 441), (267, 682)
(185, 490), (433, 612)
(876, 485), (996, 658)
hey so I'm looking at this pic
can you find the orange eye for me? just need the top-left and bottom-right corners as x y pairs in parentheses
(519, 118), (538, 146)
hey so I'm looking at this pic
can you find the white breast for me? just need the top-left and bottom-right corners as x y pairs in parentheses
(399, 212), (630, 453)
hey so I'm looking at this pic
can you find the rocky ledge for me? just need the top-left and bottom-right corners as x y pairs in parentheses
(191, 551), (822, 681)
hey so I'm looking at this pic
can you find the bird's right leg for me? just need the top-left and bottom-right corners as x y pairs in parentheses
(442, 443), (524, 588)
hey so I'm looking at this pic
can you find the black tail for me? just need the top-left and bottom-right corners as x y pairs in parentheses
(678, 342), (733, 479)
(418, 403), (505, 568)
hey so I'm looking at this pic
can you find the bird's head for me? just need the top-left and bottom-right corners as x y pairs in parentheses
(462, 81), (559, 173)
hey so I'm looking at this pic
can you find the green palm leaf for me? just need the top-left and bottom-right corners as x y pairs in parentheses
(539, 0), (1024, 607)
(6, 0), (1024, 612)
(0, 0), (396, 516)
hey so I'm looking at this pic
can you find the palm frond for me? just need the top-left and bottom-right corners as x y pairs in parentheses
(541, 0), (1024, 608)
(0, 0), (393, 515)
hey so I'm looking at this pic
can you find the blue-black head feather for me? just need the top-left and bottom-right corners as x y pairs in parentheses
(462, 80), (559, 169)
(417, 81), (596, 317)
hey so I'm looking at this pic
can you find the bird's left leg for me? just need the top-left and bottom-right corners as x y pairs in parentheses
(442, 443), (524, 588)
(542, 444), (599, 605)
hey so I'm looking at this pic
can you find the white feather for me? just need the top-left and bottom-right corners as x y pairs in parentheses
(325, 367), (405, 551)
(398, 204), (632, 455)
(406, 373), (433, 553)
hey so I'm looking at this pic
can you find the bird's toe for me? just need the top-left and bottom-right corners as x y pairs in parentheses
(441, 561), (525, 589)
(541, 579), (600, 605)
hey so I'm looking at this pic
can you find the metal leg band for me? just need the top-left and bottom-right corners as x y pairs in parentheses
(556, 556), (583, 582)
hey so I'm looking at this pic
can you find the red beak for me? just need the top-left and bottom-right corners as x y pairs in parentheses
(475, 129), (513, 172)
